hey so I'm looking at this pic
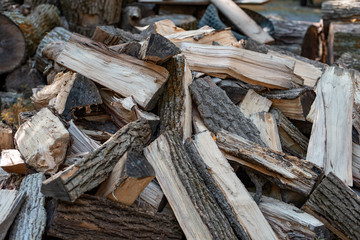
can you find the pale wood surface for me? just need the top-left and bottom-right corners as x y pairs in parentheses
(239, 89), (272, 118)
(0, 149), (26, 174)
(210, 0), (274, 43)
(181, 42), (301, 89)
(43, 34), (169, 110)
(190, 131), (278, 240)
(68, 120), (100, 156)
(306, 66), (354, 186)
(135, 181), (164, 212)
(0, 122), (14, 151)
(15, 108), (70, 174)
(0, 190), (25, 240)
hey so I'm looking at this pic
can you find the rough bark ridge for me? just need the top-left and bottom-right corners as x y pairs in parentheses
(302, 172), (360, 240)
(47, 194), (182, 240)
(184, 140), (249, 240)
(165, 131), (236, 239)
(190, 77), (264, 146)
(42, 118), (152, 202)
(159, 55), (192, 140)
(9, 173), (46, 240)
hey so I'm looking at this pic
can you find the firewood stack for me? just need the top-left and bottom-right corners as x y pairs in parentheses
(1, 1), (360, 240)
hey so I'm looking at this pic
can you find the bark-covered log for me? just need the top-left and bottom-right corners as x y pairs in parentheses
(42, 118), (152, 202)
(2, 4), (60, 56)
(185, 131), (278, 240)
(302, 172), (360, 240)
(144, 131), (237, 240)
(59, 0), (122, 37)
(0, 190), (25, 240)
(190, 77), (264, 146)
(216, 129), (323, 196)
(43, 34), (169, 110)
(353, 142), (360, 188)
(322, 0), (360, 22)
(159, 55), (192, 141)
(9, 173), (46, 240)
(92, 25), (145, 45)
(35, 27), (71, 73)
(109, 41), (141, 58)
(46, 194), (182, 240)
(139, 34), (180, 64)
(307, 66), (354, 186)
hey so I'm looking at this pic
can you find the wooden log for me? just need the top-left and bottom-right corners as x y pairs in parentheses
(216, 129), (323, 196)
(144, 131), (237, 239)
(0, 190), (25, 240)
(307, 66), (354, 186)
(140, 19), (185, 37)
(258, 195), (330, 240)
(109, 41), (141, 58)
(42, 118), (152, 202)
(9, 173), (46, 240)
(322, 0), (360, 23)
(96, 151), (155, 205)
(239, 89), (272, 118)
(336, 52), (360, 71)
(352, 142), (360, 188)
(140, 14), (197, 30)
(134, 181), (165, 212)
(328, 22), (360, 65)
(43, 34), (169, 110)
(210, 0), (273, 43)
(302, 172), (360, 240)
(0, 122), (14, 151)
(185, 131), (278, 240)
(92, 25), (145, 45)
(190, 77), (264, 146)
(181, 42), (302, 89)
(46, 194), (182, 239)
(68, 120), (100, 156)
(0, 149), (26, 175)
(159, 55), (192, 141)
(270, 108), (309, 158)
(3, 4), (60, 56)
(59, 0), (122, 37)
(14, 108), (70, 174)
(263, 88), (316, 121)
(139, 34), (180, 64)
(35, 27), (71, 73)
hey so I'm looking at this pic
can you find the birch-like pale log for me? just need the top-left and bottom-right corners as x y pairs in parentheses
(210, 0), (274, 43)
(181, 42), (302, 89)
(306, 66), (354, 186)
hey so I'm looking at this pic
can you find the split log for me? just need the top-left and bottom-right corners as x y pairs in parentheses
(165, 27), (238, 47)
(192, 108), (209, 134)
(181, 42), (302, 89)
(68, 120), (100, 156)
(306, 66), (354, 186)
(135, 181), (165, 212)
(263, 88), (316, 121)
(59, 0), (122, 37)
(0, 122), (14, 151)
(353, 142), (360, 188)
(270, 108), (309, 158)
(9, 173), (46, 240)
(140, 14), (197, 30)
(96, 151), (155, 205)
(216, 129), (323, 196)
(14, 108), (70, 174)
(336, 52), (360, 71)
(0, 190), (25, 240)
(92, 25), (144, 45)
(302, 172), (360, 240)
(109, 41), (141, 58)
(0, 150), (26, 175)
(322, 0), (360, 23)
(43, 34), (169, 110)
(190, 77), (264, 146)
(140, 19), (185, 37)
(185, 131), (278, 240)
(159, 55), (192, 140)
(210, 0), (273, 43)
(0, 4), (60, 73)
(328, 22), (360, 64)
(239, 89), (272, 118)
(42, 118), (152, 202)
(144, 131), (237, 239)
(35, 27), (71, 73)
(99, 89), (159, 128)
(17, 111), (37, 125)
(139, 34), (180, 64)
(47, 194), (183, 239)
(258, 195), (330, 240)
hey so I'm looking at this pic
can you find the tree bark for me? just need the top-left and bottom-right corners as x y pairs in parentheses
(302, 172), (360, 240)
(46, 194), (183, 240)
(42, 118), (152, 202)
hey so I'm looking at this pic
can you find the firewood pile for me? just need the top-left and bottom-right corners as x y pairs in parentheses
(1, 0), (360, 239)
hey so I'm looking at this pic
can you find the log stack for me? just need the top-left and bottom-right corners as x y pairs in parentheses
(1, 3), (360, 240)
